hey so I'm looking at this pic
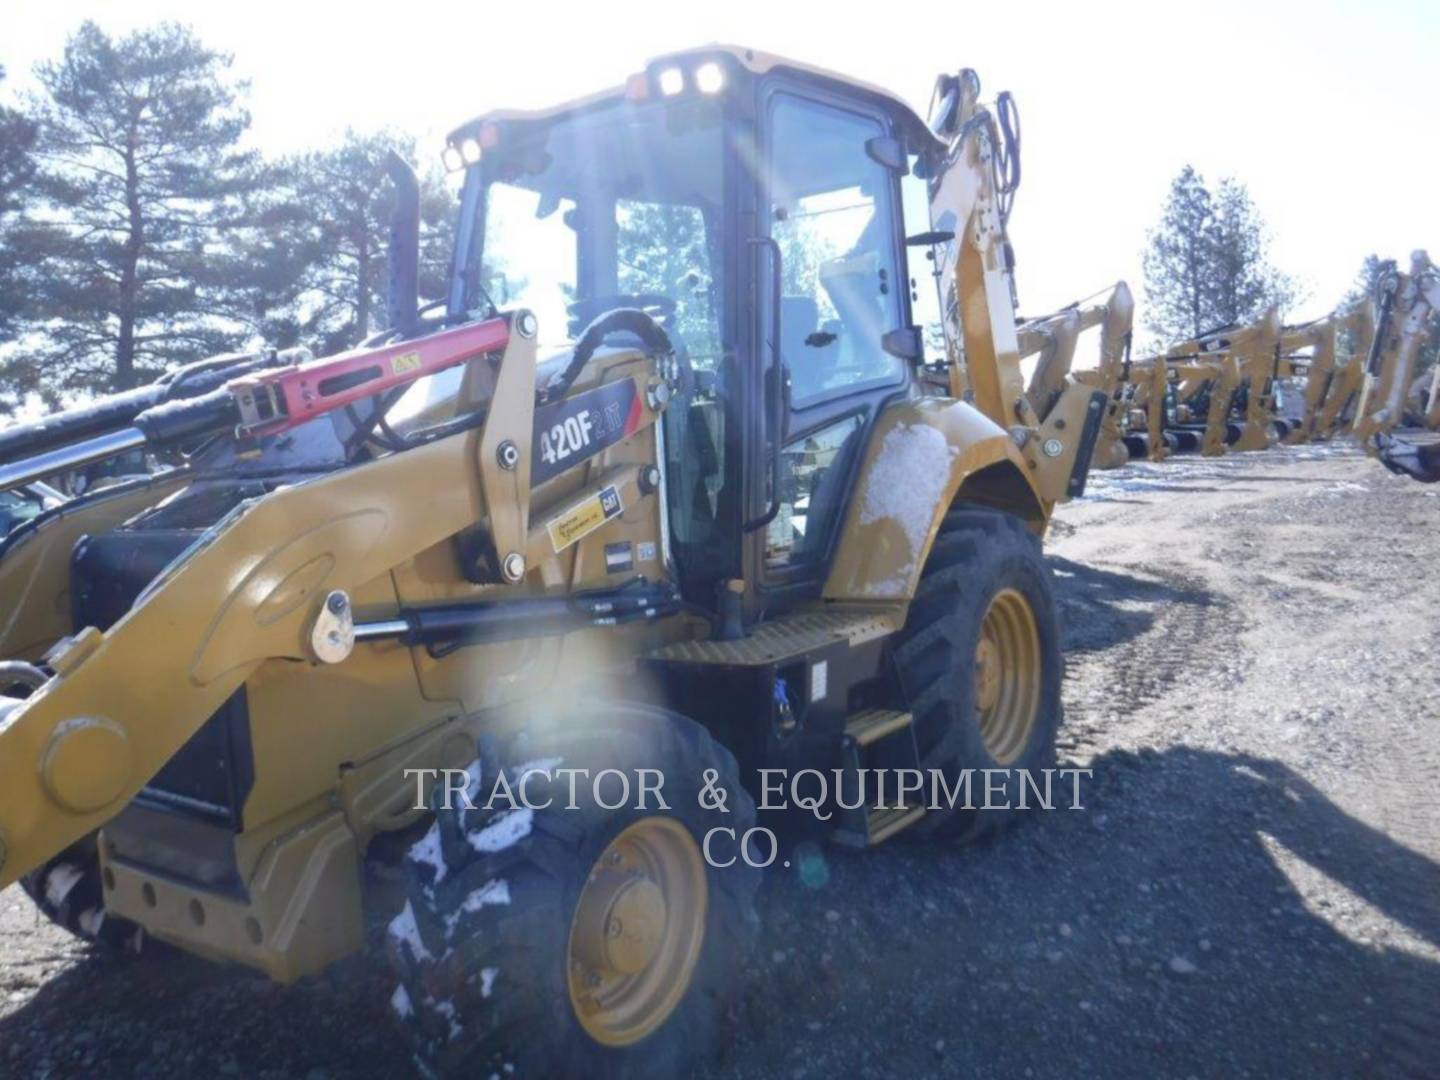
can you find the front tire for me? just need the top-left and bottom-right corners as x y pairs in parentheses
(20, 836), (147, 953)
(891, 505), (1064, 842)
(387, 705), (759, 1078)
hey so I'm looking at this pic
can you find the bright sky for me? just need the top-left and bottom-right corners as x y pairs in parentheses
(4, 0), (1436, 328)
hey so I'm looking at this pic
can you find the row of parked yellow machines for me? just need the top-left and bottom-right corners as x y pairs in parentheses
(1015, 250), (1440, 472)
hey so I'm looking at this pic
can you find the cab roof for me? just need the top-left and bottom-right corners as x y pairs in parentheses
(447, 44), (935, 148)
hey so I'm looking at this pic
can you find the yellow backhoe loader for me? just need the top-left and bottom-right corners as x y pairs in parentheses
(0, 47), (1109, 1077)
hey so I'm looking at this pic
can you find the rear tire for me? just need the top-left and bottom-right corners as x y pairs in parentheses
(386, 704), (760, 1078)
(891, 505), (1063, 842)
(20, 836), (147, 953)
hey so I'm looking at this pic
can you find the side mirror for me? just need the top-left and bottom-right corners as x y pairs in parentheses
(882, 325), (925, 362)
(383, 150), (420, 337)
(864, 135), (909, 174)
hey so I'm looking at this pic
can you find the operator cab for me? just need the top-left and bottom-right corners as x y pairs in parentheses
(442, 46), (940, 613)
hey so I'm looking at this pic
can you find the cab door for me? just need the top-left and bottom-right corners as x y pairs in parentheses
(750, 83), (913, 598)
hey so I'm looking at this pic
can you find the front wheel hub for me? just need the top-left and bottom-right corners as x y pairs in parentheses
(567, 817), (707, 1046)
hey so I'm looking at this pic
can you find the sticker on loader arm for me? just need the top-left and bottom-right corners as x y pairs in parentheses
(531, 379), (642, 486)
(547, 484), (623, 552)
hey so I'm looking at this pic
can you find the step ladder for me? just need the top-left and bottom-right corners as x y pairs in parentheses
(832, 708), (926, 847)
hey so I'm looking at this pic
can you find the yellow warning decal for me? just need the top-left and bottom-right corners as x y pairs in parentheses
(547, 484), (623, 552)
(391, 351), (422, 375)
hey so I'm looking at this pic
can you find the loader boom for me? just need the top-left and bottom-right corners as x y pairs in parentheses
(0, 321), (540, 890)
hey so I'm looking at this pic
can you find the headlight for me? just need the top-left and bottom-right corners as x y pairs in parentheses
(459, 138), (483, 165)
(442, 146), (464, 172)
(695, 62), (724, 94)
(658, 67), (685, 97)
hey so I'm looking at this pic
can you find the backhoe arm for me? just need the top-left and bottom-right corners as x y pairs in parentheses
(1279, 312), (1338, 444)
(1313, 302), (1377, 439)
(924, 72), (1107, 506)
(1228, 307), (1283, 452)
(1354, 251), (1440, 445)
(1021, 281), (1133, 421)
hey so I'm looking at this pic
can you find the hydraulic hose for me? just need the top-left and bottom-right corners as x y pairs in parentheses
(539, 308), (675, 406)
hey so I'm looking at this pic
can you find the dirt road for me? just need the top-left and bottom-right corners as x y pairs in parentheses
(3, 441), (1438, 1078)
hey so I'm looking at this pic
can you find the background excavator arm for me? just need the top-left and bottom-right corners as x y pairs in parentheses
(1353, 251), (1440, 445)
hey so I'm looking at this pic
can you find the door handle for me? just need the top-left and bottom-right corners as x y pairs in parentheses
(745, 236), (785, 532)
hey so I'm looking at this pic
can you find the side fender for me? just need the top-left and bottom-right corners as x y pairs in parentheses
(823, 398), (1044, 603)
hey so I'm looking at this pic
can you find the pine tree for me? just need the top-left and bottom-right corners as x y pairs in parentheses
(1141, 166), (1216, 344)
(5, 22), (260, 406)
(1209, 178), (1299, 327)
(0, 66), (38, 341)
(234, 131), (454, 356)
(1142, 166), (1299, 345)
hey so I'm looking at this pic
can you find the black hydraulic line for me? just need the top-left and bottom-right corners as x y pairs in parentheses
(539, 308), (674, 406)
(0, 349), (291, 466)
(994, 90), (1021, 225)
(1365, 272), (1398, 376)
(362, 578), (682, 657)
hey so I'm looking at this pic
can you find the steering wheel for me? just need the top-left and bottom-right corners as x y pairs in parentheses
(566, 294), (676, 337)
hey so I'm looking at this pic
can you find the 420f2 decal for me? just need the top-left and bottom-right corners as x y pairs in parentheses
(530, 378), (643, 486)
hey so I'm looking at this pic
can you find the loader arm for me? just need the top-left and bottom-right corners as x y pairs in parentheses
(0, 326), (542, 889)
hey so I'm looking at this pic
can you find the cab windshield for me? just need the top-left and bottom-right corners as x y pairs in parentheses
(465, 97), (735, 583)
(468, 98), (725, 362)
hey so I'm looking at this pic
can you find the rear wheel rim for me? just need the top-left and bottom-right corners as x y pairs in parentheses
(567, 816), (708, 1047)
(973, 587), (1042, 764)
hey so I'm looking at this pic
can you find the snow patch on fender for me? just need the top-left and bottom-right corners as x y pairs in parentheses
(468, 808), (533, 854)
(857, 423), (959, 596)
(480, 966), (499, 998)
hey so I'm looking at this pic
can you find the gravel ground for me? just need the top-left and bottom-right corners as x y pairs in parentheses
(3, 440), (1438, 1078)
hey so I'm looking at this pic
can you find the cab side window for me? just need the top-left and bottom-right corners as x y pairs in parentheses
(768, 95), (904, 408)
